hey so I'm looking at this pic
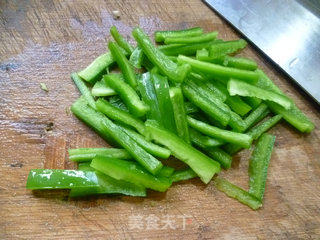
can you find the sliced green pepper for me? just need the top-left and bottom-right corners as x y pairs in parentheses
(137, 72), (162, 124)
(224, 114), (282, 155)
(100, 116), (162, 175)
(209, 39), (247, 59)
(243, 96), (262, 109)
(118, 125), (171, 159)
(157, 166), (175, 178)
(145, 120), (220, 184)
(105, 73), (149, 117)
(189, 128), (224, 148)
(225, 96), (252, 117)
(152, 73), (177, 133)
(204, 147), (232, 169)
(91, 77), (117, 97)
(68, 148), (131, 162)
(187, 116), (253, 148)
(164, 31), (218, 44)
(158, 41), (218, 56)
(177, 55), (259, 84)
(185, 102), (199, 114)
(78, 52), (114, 83)
(182, 83), (230, 127)
(70, 164), (146, 197)
(133, 27), (191, 83)
(227, 78), (293, 110)
(214, 177), (262, 210)
(249, 133), (275, 201)
(110, 25), (134, 55)
(129, 47), (143, 68)
(223, 56), (257, 71)
(108, 95), (128, 112)
(71, 97), (115, 144)
(26, 169), (99, 190)
(96, 98), (147, 136)
(171, 168), (198, 182)
(71, 73), (96, 110)
(91, 156), (171, 192)
(169, 87), (190, 143)
(255, 69), (314, 133)
(108, 42), (137, 88)
(242, 103), (270, 131)
(155, 27), (203, 42)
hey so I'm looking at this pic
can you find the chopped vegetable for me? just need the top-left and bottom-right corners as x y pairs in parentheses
(91, 77), (117, 97)
(108, 42), (138, 88)
(209, 39), (247, 59)
(129, 47), (143, 68)
(155, 27), (203, 42)
(187, 116), (252, 148)
(227, 78), (293, 110)
(171, 168), (198, 182)
(189, 128), (224, 148)
(100, 116), (163, 175)
(214, 177), (262, 210)
(204, 147), (232, 169)
(157, 166), (175, 178)
(133, 27), (191, 83)
(105, 73), (149, 117)
(152, 73), (176, 133)
(110, 26), (134, 55)
(91, 156), (171, 192)
(177, 55), (259, 84)
(169, 87), (190, 143)
(96, 98), (147, 136)
(249, 133), (275, 201)
(68, 148), (131, 162)
(145, 120), (220, 184)
(40, 83), (48, 92)
(71, 72), (96, 110)
(159, 41), (218, 56)
(164, 31), (218, 44)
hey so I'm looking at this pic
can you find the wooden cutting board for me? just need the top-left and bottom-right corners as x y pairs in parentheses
(1, 1), (319, 239)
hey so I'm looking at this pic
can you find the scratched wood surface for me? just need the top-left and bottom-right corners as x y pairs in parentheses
(0, 0), (320, 239)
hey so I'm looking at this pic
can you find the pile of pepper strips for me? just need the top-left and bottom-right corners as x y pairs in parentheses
(26, 27), (314, 210)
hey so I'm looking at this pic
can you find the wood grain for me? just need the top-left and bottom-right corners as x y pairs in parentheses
(0, 0), (319, 239)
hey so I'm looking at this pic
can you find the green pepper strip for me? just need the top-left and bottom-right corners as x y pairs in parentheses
(108, 95), (128, 112)
(177, 55), (259, 84)
(243, 96), (262, 109)
(164, 31), (218, 44)
(214, 177), (262, 210)
(223, 56), (258, 71)
(204, 147), (232, 169)
(171, 168), (198, 182)
(91, 77), (117, 97)
(108, 42), (137, 88)
(227, 78), (293, 110)
(255, 69), (314, 133)
(187, 116), (252, 148)
(129, 47), (143, 68)
(91, 156), (171, 192)
(189, 128), (224, 148)
(242, 103), (270, 131)
(26, 169), (99, 190)
(209, 39), (247, 59)
(225, 96), (252, 116)
(249, 133), (275, 201)
(110, 25), (134, 55)
(155, 27), (203, 42)
(169, 87), (190, 143)
(68, 148), (131, 162)
(71, 97), (115, 145)
(71, 73), (96, 110)
(118, 125), (171, 159)
(145, 120), (220, 184)
(133, 27), (191, 83)
(158, 41), (218, 56)
(100, 117), (163, 175)
(152, 73), (177, 133)
(157, 166), (175, 178)
(137, 72), (163, 124)
(96, 98), (147, 136)
(105, 73), (149, 117)
(78, 52), (114, 83)
(182, 83), (230, 127)
(69, 164), (146, 197)
(224, 114), (282, 155)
